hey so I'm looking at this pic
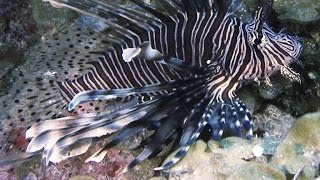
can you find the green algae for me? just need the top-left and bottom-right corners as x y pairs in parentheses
(273, 0), (320, 22)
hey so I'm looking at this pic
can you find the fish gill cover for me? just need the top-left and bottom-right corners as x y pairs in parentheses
(0, 0), (303, 175)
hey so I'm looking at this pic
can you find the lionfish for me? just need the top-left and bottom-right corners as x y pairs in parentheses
(1, 0), (302, 171)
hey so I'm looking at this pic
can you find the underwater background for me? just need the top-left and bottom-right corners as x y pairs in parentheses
(0, 0), (319, 179)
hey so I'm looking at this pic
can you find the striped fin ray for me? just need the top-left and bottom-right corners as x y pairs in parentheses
(29, 95), (161, 164)
(206, 99), (254, 140)
(86, 86), (208, 171)
(155, 89), (253, 170)
(26, 113), (99, 138)
(126, 88), (209, 170)
(67, 75), (209, 111)
(79, 76), (209, 156)
(154, 95), (213, 170)
(25, 73), (210, 166)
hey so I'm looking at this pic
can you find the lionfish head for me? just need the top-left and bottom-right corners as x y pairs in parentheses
(249, 24), (303, 82)
(266, 26), (303, 63)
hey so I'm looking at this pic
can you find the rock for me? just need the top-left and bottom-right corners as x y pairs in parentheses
(271, 112), (320, 178)
(257, 76), (292, 100)
(238, 88), (261, 113)
(273, 0), (320, 22)
(31, 0), (78, 34)
(242, 0), (320, 22)
(68, 175), (95, 180)
(254, 105), (296, 138)
(302, 164), (318, 179)
(0, 0), (38, 57)
(165, 140), (215, 180)
(164, 138), (286, 179)
(303, 32), (320, 66)
(149, 177), (167, 180)
(25, 172), (38, 180)
(227, 163), (286, 180)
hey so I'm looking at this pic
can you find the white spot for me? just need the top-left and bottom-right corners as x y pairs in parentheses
(308, 72), (317, 80)
(235, 120), (240, 127)
(43, 71), (57, 77)
(252, 145), (264, 157)
(171, 157), (180, 163)
(47, 100), (56, 104)
(194, 132), (200, 138)
(122, 48), (141, 62)
(206, 60), (211, 64)
(218, 130), (223, 136)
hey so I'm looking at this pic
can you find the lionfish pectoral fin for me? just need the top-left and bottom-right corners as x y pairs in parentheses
(85, 94), (184, 169)
(26, 113), (99, 139)
(68, 90), (121, 111)
(235, 99), (254, 139)
(207, 74), (254, 140)
(154, 120), (208, 171)
(127, 114), (184, 170)
(208, 99), (254, 140)
(36, 96), (155, 164)
(207, 102), (226, 141)
(46, 138), (93, 164)
(67, 74), (210, 112)
(154, 96), (212, 171)
(26, 127), (83, 153)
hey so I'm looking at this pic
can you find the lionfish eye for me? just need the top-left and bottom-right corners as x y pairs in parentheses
(254, 38), (262, 45)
